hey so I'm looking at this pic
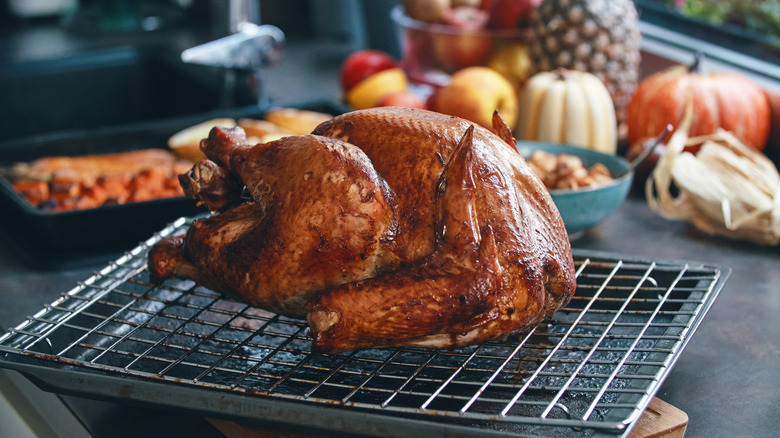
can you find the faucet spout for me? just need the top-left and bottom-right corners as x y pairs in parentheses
(182, 0), (282, 107)
(226, 0), (260, 34)
(180, 19), (285, 107)
(181, 23), (284, 71)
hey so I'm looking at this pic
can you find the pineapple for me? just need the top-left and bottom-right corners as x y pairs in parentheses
(527, 0), (642, 125)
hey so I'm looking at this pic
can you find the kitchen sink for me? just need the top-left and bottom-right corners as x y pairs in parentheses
(0, 45), (225, 142)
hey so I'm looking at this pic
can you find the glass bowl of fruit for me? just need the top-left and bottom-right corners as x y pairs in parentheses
(391, 1), (535, 88)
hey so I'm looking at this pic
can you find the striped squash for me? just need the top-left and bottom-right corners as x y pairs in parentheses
(516, 69), (617, 154)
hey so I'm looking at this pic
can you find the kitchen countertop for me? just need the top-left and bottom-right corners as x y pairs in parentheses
(3, 187), (779, 438)
(1, 20), (779, 438)
(577, 197), (780, 438)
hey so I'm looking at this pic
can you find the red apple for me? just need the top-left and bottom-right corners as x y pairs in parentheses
(488, 0), (542, 29)
(432, 34), (493, 72)
(432, 7), (492, 72)
(377, 91), (427, 109)
(340, 50), (398, 94)
(440, 6), (489, 29)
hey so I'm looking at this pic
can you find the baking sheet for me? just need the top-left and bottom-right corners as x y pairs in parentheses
(0, 100), (347, 269)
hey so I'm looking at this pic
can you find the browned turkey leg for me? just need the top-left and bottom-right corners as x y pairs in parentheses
(309, 126), (503, 352)
(308, 226), (503, 352)
(150, 131), (399, 317)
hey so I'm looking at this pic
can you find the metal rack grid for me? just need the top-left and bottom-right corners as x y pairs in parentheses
(0, 217), (726, 437)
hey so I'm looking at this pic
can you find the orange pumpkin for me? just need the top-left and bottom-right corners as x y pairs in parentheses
(627, 55), (771, 151)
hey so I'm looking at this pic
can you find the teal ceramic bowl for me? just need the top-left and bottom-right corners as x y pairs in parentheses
(515, 142), (634, 238)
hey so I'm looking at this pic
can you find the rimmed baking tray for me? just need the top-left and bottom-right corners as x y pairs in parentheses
(0, 100), (347, 269)
(0, 216), (728, 437)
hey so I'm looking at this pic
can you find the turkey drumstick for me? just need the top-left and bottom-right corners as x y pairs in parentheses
(150, 129), (400, 318)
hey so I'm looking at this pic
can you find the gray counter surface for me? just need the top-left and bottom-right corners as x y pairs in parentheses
(3, 196), (779, 438)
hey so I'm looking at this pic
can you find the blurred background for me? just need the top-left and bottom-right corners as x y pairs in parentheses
(1, 2), (779, 438)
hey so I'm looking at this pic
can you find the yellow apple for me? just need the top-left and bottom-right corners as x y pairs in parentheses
(345, 68), (409, 110)
(487, 43), (532, 88)
(431, 66), (518, 130)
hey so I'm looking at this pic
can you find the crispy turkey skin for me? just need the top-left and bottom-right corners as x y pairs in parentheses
(148, 107), (575, 354)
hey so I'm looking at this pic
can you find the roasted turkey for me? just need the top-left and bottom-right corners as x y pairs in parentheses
(148, 107), (576, 354)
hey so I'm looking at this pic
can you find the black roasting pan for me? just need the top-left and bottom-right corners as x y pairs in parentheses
(0, 99), (348, 269)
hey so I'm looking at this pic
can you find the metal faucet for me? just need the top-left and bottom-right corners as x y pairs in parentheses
(223, 0), (261, 35)
(182, 0), (285, 107)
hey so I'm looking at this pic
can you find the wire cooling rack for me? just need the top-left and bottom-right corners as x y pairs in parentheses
(0, 217), (727, 437)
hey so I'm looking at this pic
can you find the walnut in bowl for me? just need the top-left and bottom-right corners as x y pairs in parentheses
(516, 142), (633, 238)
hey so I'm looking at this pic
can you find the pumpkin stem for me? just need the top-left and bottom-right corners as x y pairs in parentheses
(689, 52), (704, 73)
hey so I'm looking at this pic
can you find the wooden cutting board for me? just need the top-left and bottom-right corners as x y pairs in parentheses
(627, 398), (689, 438)
(207, 397), (688, 438)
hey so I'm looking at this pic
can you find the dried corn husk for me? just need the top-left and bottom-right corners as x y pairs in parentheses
(646, 101), (780, 246)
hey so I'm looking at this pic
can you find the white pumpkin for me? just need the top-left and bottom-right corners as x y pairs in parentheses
(516, 69), (617, 154)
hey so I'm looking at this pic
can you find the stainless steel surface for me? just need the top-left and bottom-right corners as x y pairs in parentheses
(181, 23), (284, 71)
(181, 22), (285, 107)
(0, 216), (726, 437)
(223, 0), (261, 35)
